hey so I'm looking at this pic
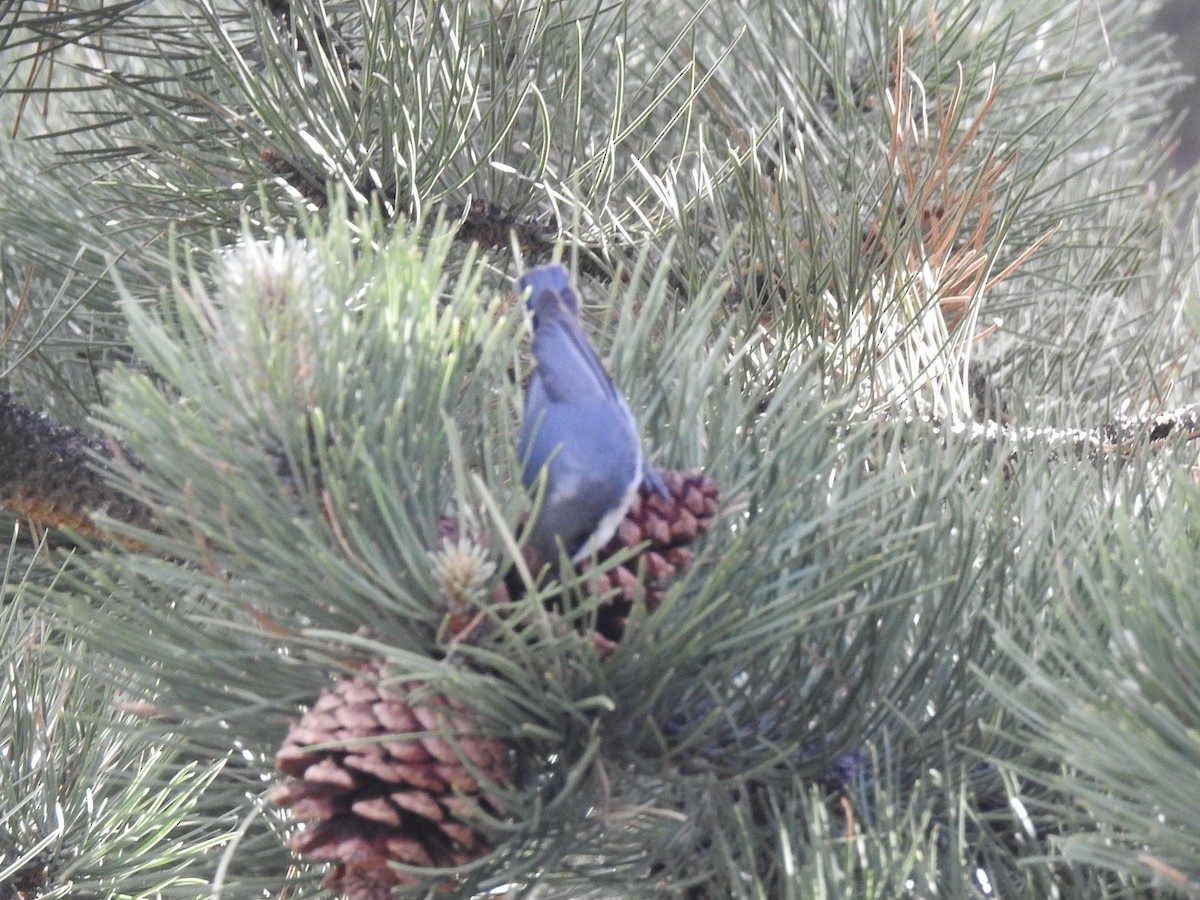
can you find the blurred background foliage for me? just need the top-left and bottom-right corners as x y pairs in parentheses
(2, 0), (1200, 897)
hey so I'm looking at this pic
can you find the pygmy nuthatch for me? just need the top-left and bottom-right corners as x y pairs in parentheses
(517, 264), (667, 565)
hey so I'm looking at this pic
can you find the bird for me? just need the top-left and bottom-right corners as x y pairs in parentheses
(517, 263), (667, 567)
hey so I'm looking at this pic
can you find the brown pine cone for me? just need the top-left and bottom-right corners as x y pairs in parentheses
(0, 390), (151, 544)
(586, 469), (719, 647)
(485, 468), (719, 649)
(274, 660), (510, 896)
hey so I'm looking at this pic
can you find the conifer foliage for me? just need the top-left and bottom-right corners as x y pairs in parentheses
(3, 0), (1200, 898)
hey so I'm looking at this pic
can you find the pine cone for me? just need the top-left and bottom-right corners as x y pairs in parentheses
(0, 390), (151, 543)
(587, 469), (719, 647)
(274, 660), (509, 896)
(495, 468), (718, 648)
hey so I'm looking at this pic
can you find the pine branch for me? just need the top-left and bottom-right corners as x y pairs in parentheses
(4, 0), (1200, 896)
(983, 489), (1200, 893)
(4, 360), (1196, 557)
(895, 403), (1200, 464)
(0, 556), (231, 897)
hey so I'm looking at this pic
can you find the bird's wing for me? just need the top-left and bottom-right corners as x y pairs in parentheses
(518, 368), (548, 486)
(522, 400), (642, 560)
(641, 463), (670, 497)
(529, 290), (620, 405)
